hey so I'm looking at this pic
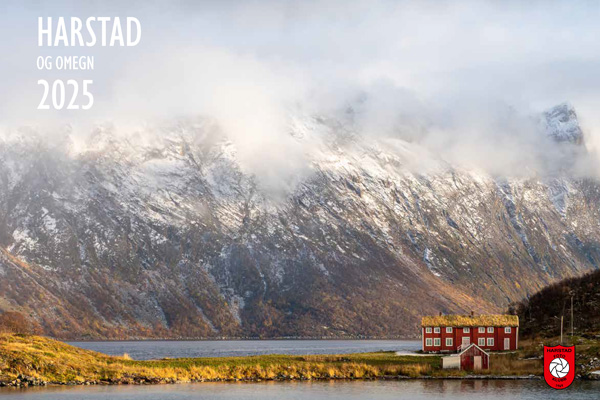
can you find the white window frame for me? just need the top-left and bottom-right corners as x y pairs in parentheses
(478, 338), (485, 346)
(426, 338), (432, 346)
(446, 338), (453, 347)
(434, 338), (441, 346)
(426, 327), (432, 333)
(463, 327), (470, 333)
(446, 327), (453, 333)
(434, 327), (440, 333)
(505, 327), (511, 334)
(487, 338), (494, 346)
(487, 327), (493, 333)
(478, 327), (485, 333)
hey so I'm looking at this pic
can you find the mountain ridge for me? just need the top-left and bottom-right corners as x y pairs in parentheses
(0, 106), (599, 339)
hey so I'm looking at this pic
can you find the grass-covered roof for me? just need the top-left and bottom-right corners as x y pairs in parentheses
(421, 314), (519, 327)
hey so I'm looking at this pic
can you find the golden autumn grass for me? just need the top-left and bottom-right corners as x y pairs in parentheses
(0, 334), (440, 384)
(0, 334), (564, 386)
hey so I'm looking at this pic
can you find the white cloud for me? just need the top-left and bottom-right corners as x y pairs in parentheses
(2, 0), (600, 189)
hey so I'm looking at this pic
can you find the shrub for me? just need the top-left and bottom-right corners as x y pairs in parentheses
(0, 312), (36, 334)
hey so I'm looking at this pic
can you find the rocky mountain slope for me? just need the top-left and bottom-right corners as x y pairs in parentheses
(1, 104), (599, 339)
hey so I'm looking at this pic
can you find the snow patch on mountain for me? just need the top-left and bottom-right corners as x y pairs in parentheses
(542, 103), (584, 145)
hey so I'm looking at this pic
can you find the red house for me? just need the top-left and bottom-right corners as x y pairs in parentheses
(421, 314), (519, 353)
(442, 344), (490, 371)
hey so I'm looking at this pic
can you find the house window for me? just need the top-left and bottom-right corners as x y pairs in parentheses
(487, 338), (494, 346)
(487, 327), (493, 333)
(434, 327), (440, 333)
(426, 327), (432, 333)
(478, 327), (485, 333)
(434, 338), (441, 346)
(463, 327), (470, 333)
(446, 327), (453, 333)
(478, 338), (485, 346)
(446, 338), (453, 346)
(505, 327), (511, 334)
(426, 338), (432, 346)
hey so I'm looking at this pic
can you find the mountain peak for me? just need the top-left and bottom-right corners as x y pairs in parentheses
(542, 102), (584, 145)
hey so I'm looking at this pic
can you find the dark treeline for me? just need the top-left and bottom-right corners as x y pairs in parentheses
(510, 269), (600, 338)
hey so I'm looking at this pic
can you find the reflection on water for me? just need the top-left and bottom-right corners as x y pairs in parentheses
(0, 380), (598, 399)
(66, 339), (420, 360)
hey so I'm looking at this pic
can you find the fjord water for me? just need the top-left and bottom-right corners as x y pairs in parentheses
(66, 339), (421, 360)
(1, 380), (598, 399)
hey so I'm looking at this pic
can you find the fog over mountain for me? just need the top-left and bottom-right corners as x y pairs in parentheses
(1, 103), (600, 338)
(3, 1), (600, 183)
(1, 1), (600, 338)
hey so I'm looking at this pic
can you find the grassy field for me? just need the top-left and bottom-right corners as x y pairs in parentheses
(4, 333), (591, 387)
(0, 334), (442, 385)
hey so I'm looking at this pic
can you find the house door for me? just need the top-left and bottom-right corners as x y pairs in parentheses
(462, 337), (470, 348)
(504, 338), (510, 350)
(474, 356), (482, 371)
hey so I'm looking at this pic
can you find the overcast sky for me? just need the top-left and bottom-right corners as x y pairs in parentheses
(1, 1), (600, 186)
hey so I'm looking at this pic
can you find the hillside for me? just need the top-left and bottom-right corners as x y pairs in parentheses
(512, 269), (600, 338)
(1, 104), (600, 339)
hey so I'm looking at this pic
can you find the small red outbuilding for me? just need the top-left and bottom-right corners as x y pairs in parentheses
(459, 343), (489, 370)
(442, 343), (490, 371)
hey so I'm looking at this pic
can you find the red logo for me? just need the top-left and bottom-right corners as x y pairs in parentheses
(544, 345), (575, 389)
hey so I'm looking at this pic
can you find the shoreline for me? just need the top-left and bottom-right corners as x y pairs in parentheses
(63, 337), (419, 343)
(7, 374), (600, 389)
(0, 374), (548, 389)
(0, 374), (600, 390)
(2, 334), (598, 389)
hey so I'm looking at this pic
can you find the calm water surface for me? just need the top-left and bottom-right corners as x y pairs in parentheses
(66, 340), (420, 360)
(0, 380), (598, 399)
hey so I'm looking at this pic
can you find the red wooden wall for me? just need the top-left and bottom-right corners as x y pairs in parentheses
(422, 325), (518, 352)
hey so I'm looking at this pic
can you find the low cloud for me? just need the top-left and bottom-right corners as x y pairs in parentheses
(2, 0), (600, 192)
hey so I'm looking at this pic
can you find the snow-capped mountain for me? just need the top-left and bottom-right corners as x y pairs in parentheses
(0, 105), (599, 339)
(542, 103), (584, 145)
